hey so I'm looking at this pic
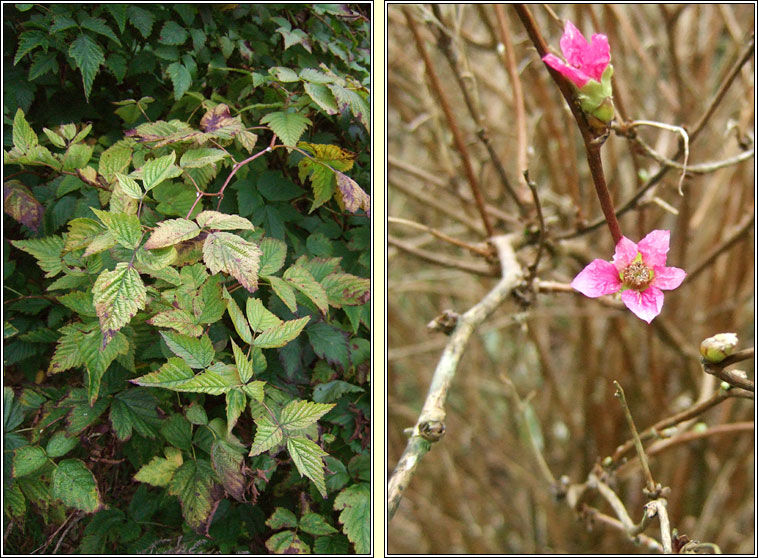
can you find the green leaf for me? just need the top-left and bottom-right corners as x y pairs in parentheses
(180, 148), (228, 169)
(284, 265), (329, 314)
(12, 108), (38, 152)
(258, 237), (287, 276)
(196, 210), (255, 231)
(57, 291), (96, 317)
(62, 144), (94, 171)
(90, 208), (142, 249)
(144, 218), (200, 249)
(42, 127), (67, 148)
(266, 275), (298, 313)
(46, 431), (79, 458)
(300, 513), (338, 536)
(249, 415), (283, 456)
(4, 483), (26, 519)
(242, 380), (265, 403)
(98, 140), (132, 181)
(260, 111), (311, 147)
(147, 309), (203, 337)
(304, 82), (339, 114)
(307, 322), (350, 370)
(300, 68), (334, 84)
(186, 402), (208, 425)
(287, 436), (328, 498)
(225, 389), (246, 433)
(159, 20), (189, 45)
(109, 389), (160, 441)
(161, 414), (193, 451)
(168, 459), (216, 531)
(4, 387), (24, 431)
(321, 272), (371, 308)
(266, 531), (309, 554)
(314, 535), (350, 554)
(254, 317), (310, 349)
(69, 33), (105, 102)
(166, 62), (192, 100)
(245, 297), (282, 333)
(329, 84), (370, 132)
(14, 30), (48, 65)
(52, 459), (103, 513)
(203, 232), (262, 293)
(134, 447), (183, 487)
(79, 329), (129, 404)
(267, 507), (298, 529)
(231, 340), (253, 383)
(81, 16), (121, 46)
(280, 400), (335, 431)
(211, 439), (245, 501)
(64, 217), (103, 251)
(334, 483), (370, 554)
(222, 287), (253, 345)
(127, 6), (155, 39)
(115, 172), (142, 200)
(313, 380), (365, 403)
(132, 357), (194, 389)
(141, 151), (182, 191)
(92, 263), (146, 343)
(161, 332), (214, 369)
(13, 445), (47, 477)
(11, 235), (64, 277)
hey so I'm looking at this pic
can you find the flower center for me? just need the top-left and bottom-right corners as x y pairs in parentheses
(621, 260), (653, 291)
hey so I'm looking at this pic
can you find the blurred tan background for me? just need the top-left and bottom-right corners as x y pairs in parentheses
(387, 4), (754, 554)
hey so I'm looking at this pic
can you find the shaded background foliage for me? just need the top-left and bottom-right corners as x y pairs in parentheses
(4, 3), (370, 554)
(388, 4), (753, 554)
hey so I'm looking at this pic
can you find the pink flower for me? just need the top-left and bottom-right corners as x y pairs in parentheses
(571, 230), (686, 323)
(542, 21), (610, 88)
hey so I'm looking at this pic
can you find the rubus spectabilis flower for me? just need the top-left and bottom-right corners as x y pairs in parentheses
(542, 21), (615, 125)
(571, 230), (686, 323)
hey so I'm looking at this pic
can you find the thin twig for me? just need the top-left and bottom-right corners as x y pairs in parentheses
(685, 212), (755, 283)
(614, 381), (656, 493)
(388, 235), (497, 276)
(388, 234), (523, 520)
(523, 170), (546, 284)
(388, 216), (493, 258)
(404, 7), (494, 237)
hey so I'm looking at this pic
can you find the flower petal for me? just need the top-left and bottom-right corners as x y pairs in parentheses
(583, 34), (611, 81)
(542, 54), (591, 87)
(653, 265), (686, 290)
(638, 230), (670, 267)
(559, 21), (589, 67)
(571, 259), (621, 297)
(621, 287), (664, 323)
(612, 236), (638, 269)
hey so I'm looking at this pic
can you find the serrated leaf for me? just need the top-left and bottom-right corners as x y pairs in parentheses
(13, 445), (47, 477)
(203, 232), (262, 293)
(242, 380), (265, 403)
(132, 357), (194, 389)
(180, 148), (227, 169)
(279, 400), (335, 431)
(57, 291), (96, 317)
(69, 34), (105, 102)
(134, 447), (183, 487)
(196, 210), (254, 231)
(3, 180), (44, 231)
(284, 265), (328, 314)
(222, 287), (253, 345)
(142, 151), (182, 191)
(299, 68), (334, 84)
(306, 322), (350, 369)
(161, 332), (214, 369)
(81, 16), (121, 46)
(98, 141), (133, 182)
(267, 507), (298, 530)
(225, 389), (246, 434)
(254, 316), (310, 349)
(260, 111), (311, 147)
(11, 235), (64, 277)
(329, 84), (370, 132)
(304, 82), (339, 114)
(211, 439), (245, 501)
(245, 297), (282, 333)
(231, 340), (253, 383)
(92, 263), (146, 344)
(115, 172), (142, 200)
(52, 459), (103, 513)
(91, 208), (142, 249)
(147, 309), (203, 337)
(258, 237), (287, 276)
(14, 30), (48, 65)
(300, 513), (338, 536)
(127, 6), (154, 39)
(159, 20), (188, 45)
(321, 272), (371, 308)
(168, 459), (216, 531)
(144, 218), (200, 249)
(79, 328), (129, 404)
(287, 436), (328, 498)
(42, 127), (67, 148)
(266, 275), (297, 312)
(46, 432), (79, 458)
(335, 172), (370, 216)
(166, 61), (191, 101)
(249, 415), (284, 456)
(109, 389), (160, 441)
(334, 483), (370, 554)
(83, 231), (117, 257)
(63, 144), (94, 171)
(12, 108), (38, 153)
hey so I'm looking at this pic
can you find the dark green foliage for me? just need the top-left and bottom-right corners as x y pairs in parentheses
(4, 3), (370, 554)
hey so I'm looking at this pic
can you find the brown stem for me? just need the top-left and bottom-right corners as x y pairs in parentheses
(403, 7), (494, 237)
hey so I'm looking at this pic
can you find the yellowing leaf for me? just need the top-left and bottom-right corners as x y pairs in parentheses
(134, 447), (183, 487)
(231, 339), (253, 384)
(245, 297), (282, 333)
(260, 111), (311, 147)
(52, 459), (103, 513)
(90, 207), (142, 249)
(334, 483), (370, 553)
(92, 263), (146, 344)
(335, 172), (370, 216)
(203, 232), (262, 293)
(147, 309), (203, 337)
(144, 218), (200, 249)
(196, 210), (255, 231)
(222, 287), (253, 345)
(225, 389), (246, 434)
(267, 275), (297, 312)
(161, 332), (214, 369)
(141, 151), (182, 191)
(249, 415), (283, 456)
(279, 400), (335, 431)
(287, 436), (328, 498)
(254, 316), (310, 349)
(284, 265), (328, 314)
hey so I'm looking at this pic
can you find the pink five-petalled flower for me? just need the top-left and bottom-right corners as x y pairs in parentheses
(542, 21), (610, 88)
(571, 230), (686, 323)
